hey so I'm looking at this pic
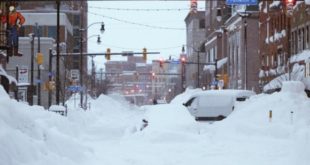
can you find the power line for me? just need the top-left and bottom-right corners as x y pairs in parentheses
(89, 42), (183, 52)
(89, 6), (205, 11)
(88, 11), (185, 30)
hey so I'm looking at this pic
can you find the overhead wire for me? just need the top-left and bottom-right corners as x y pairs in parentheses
(89, 42), (183, 52)
(88, 11), (186, 30)
(88, 6), (205, 11)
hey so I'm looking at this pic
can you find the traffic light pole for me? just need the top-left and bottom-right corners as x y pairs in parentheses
(48, 49), (52, 107)
(56, 0), (60, 105)
(36, 23), (41, 105)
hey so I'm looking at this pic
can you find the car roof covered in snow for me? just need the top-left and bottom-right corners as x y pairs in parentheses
(189, 89), (256, 99)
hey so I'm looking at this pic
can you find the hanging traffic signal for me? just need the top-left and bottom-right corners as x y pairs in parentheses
(180, 57), (186, 64)
(284, 0), (296, 6)
(151, 72), (155, 79)
(143, 48), (147, 61)
(159, 58), (164, 68)
(105, 48), (111, 60)
(36, 52), (44, 65)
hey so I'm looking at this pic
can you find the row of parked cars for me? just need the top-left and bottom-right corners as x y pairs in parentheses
(183, 89), (255, 121)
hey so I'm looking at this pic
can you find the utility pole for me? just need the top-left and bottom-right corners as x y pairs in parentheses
(29, 33), (34, 105)
(197, 50), (200, 88)
(36, 23), (41, 105)
(80, 18), (84, 109)
(48, 49), (52, 107)
(56, 0), (60, 105)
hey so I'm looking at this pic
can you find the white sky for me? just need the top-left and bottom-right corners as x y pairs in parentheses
(87, 1), (205, 70)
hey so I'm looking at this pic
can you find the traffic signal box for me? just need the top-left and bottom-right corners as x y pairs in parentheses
(284, 0), (296, 6)
(36, 52), (44, 65)
(143, 48), (147, 61)
(159, 58), (164, 68)
(216, 74), (229, 88)
(105, 48), (111, 60)
(180, 57), (186, 64)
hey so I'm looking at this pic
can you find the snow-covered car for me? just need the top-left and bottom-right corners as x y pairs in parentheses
(183, 89), (255, 121)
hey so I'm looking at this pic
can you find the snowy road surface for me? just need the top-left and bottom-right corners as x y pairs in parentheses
(0, 81), (309, 165)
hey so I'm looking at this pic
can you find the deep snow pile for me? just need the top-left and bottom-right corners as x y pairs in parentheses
(0, 86), (91, 165)
(170, 88), (203, 104)
(1, 81), (310, 165)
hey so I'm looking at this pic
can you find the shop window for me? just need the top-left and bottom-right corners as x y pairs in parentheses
(302, 28), (305, 51)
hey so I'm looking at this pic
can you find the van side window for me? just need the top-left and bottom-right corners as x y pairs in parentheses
(236, 97), (247, 101)
(184, 97), (196, 107)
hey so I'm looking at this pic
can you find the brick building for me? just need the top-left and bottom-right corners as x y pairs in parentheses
(259, 1), (310, 92)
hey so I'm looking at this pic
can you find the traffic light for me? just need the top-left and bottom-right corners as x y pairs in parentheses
(151, 72), (155, 79)
(105, 48), (111, 60)
(143, 48), (147, 61)
(36, 52), (44, 65)
(181, 57), (186, 64)
(284, 0), (296, 6)
(159, 58), (164, 68)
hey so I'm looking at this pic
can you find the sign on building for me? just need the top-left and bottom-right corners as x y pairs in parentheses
(226, 0), (257, 5)
(18, 66), (29, 83)
(70, 69), (80, 81)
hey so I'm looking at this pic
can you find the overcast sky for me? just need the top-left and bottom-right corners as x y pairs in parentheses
(87, 1), (205, 70)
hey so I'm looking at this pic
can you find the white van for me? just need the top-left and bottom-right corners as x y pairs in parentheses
(183, 90), (255, 121)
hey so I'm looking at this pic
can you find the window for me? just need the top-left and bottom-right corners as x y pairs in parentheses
(199, 19), (205, 29)
(210, 48), (214, 62)
(183, 97), (196, 107)
(47, 26), (57, 38)
(302, 28), (305, 50)
(306, 62), (310, 77)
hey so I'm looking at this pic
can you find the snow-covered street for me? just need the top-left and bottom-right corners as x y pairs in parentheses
(1, 81), (310, 165)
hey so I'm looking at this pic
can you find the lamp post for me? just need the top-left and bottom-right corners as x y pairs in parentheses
(79, 22), (104, 109)
(239, 12), (250, 90)
(216, 7), (224, 89)
(28, 33), (35, 105)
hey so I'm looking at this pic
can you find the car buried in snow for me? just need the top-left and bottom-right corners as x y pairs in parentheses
(183, 89), (255, 121)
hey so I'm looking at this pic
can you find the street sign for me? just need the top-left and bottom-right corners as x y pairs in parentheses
(211, 80), (218, 86)
(226, 0), (257, 5)
(170, 60), (180, 64)
(18, 66), (29, 83)
(70, 69), (79, 81)
(67, 85), (82, 92)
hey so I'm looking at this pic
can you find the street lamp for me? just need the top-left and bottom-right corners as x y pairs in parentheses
(238, 11), (251, 90)
(79, 21), (105, 109)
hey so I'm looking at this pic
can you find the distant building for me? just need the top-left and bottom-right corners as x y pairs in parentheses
(105, 56), (152, 105)
(184, 11), (206, 88)
(3, 1), (88, 108)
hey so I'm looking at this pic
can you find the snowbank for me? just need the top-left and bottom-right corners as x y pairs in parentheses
(170, 88), (203, 104)
(0, 86), (91, 165)
(1, 81), (310, 165)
